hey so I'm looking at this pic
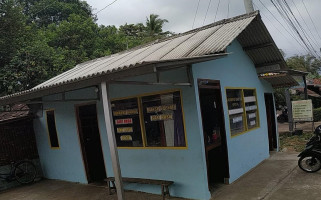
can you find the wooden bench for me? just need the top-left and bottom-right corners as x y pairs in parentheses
(105, 177), (174, 200)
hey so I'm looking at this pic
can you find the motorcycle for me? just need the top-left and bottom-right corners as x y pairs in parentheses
(298, 125), (321, 173)
(277, 106), (288, 123)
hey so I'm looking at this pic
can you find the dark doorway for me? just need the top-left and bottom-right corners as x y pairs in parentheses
(76, 103), (107, 183)
(198, 79), (229, 188)
(264, 93), (277, 151)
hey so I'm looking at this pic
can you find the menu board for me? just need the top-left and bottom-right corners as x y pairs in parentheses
(111, 98), (143, 147)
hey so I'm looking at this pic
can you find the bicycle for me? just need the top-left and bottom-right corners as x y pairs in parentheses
(0, 160), (37, 184)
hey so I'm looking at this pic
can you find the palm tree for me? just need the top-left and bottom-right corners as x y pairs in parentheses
(145, 14), (169, 37)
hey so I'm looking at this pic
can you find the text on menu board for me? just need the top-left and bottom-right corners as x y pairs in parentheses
(150, 114), (173, 121)
(113, 109), (138, 116)
(146, 104), (176, 113)
(120, 135), (132, 141)
(117, 127), (133, 133)
(115, 118), (133, 125)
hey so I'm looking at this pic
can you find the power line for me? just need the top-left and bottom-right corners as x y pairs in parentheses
(192, 0), (201, 28)
(213, 0), (221, 22)
(270, 0), (318, 57)
(281, 0), (318, 56)
(256, 0), (310, 54)
(302, 0), (321, 44)
(202, 0), (212, 26)
(290, 0), (320, 48)
(253, 2), (302, 54)
(95, 0), (119, 15)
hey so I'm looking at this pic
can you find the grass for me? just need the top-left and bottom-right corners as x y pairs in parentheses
(279, 132), (314, 152)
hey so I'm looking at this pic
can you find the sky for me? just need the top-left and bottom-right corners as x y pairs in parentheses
(85, 0), (321, 58)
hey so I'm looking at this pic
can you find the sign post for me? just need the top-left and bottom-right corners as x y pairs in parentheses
(292, 100), (314, 131)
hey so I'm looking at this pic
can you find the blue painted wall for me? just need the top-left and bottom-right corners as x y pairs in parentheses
(193, 40), (274, 183)
(33, 39), (276, 200)
(34, 69), (211, 200)
(101, 68), (211, 199)
(33, 88), (100, 183)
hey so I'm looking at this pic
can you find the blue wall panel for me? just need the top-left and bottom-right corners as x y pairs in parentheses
(192, 40), (273, 183)
(34, 70), (211, 199)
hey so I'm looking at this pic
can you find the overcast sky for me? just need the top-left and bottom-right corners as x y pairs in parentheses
(85, 0), (321, 57)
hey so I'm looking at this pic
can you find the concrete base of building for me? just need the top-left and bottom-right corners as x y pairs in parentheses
(1, 152), (321, 200)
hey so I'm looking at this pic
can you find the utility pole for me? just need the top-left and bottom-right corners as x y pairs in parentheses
(244, 0), (254, 13)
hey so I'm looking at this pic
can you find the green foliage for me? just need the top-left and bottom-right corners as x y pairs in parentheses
(313, 107), (321, 121)
(280, 132), (313, 152)
(274, 88), (286, 109)
(0, 0), (27, 67)
(146, 14), (169, 37)
(0, 0), (170, 96)
(286, 54), (321, 77)
(274, 54), (321, 108)
(19, 0), (95, 27)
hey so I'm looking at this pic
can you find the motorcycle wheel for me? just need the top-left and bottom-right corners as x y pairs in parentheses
(298, 155), (321, 173)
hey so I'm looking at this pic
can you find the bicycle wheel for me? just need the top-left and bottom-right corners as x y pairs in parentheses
(14, 161), (37, 184)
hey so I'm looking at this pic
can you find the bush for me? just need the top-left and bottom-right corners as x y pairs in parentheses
(314, 107), (321, 121)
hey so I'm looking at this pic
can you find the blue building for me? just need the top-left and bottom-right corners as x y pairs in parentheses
(0, 11), (302, 199)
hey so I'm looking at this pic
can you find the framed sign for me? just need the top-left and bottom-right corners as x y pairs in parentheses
(292, 100), (313, 122)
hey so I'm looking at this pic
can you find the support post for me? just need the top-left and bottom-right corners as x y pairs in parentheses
(285, 89), (294, 133)
(303, 75), (308, 100)
(243, 0), (254, 13)
(101, 81), (124, 200)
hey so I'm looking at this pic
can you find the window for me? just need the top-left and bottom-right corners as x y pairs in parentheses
(226, 89), (245, 135)
(111, 98), (143, 147)
(244, 89), (259, 130)
(111, 90), (187, 148)
(142, 91), (186, 147)
(46, 110), (60, 148)
(226, 88), (259, 136)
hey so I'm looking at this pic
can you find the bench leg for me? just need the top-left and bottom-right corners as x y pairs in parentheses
(107, 180), (116, 195)
(161, 185), (171, 200)
(107, 180), (112, 195)
(165, 185), (170, 197)
(161, 185), (165, 200)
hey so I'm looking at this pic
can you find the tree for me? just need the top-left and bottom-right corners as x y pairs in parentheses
(0, 0), (27, 67)
(286, 55), (321, 78)
(19, 0), (95, 27)
(0, 7), (171, 95)
(145, 14), (169, 37)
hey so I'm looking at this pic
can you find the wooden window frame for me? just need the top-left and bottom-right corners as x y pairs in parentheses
(111, 89), (188, 150)
(45, 109), (60, 149)
(225, 87), (260, 137)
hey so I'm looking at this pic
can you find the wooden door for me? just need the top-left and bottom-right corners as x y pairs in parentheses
(76, 103), (107, 183)
(264, 93), (277, 150)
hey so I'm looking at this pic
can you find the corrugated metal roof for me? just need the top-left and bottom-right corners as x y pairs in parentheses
(0, 11), (296, 105)
(0, 104), (30, 123)
(34, 12), (259, 90)
(260, 74), (298, 88)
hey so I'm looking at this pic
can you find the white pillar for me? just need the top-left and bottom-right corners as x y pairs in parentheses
(101, 81), (125, 200)
(244, 0), (254, 13)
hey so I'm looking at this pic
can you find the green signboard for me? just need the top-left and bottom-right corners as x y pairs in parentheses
(292, 100), (313, 122)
